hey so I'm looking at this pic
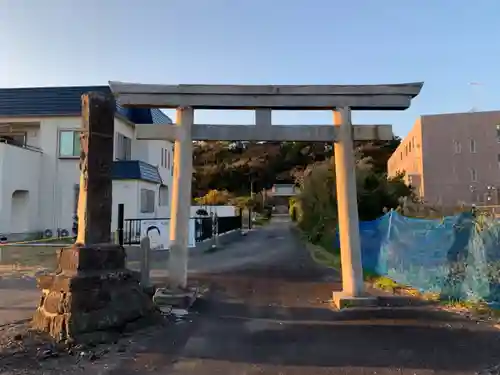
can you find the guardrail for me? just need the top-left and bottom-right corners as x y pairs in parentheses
(216, 215), (243, 234)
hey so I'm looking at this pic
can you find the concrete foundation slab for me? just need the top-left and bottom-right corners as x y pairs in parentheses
(332, 292), (435, 310)
(331, 292), (378, 310)
(153, 286), (199, 309)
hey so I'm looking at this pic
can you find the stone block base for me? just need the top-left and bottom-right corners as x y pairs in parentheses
(31, 243), (158, 343)
(331, 292), (378, 309)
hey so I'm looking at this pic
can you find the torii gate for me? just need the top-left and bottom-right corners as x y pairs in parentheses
(109, 81), (423, 305)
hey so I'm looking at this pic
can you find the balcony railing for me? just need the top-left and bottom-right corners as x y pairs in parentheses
(0, 138), (42, 153)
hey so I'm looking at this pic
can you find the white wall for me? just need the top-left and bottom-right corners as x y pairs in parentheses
(0, 115), (176, 237)
(132, 139), (148, 162)
(271, 184), (298, 196)
(51, 117), (143, 233)
(144, 139), (174, 194)
(0, 143), (42, 234)
(138, 180), (170, 218)
(115, 118), (135, 160)
(112, 180), (168, 230)
(136, 137), (174, 217)
(131, 126), (174, 216)
(111, 180), (139, 231)
(191, 205), (238, 217)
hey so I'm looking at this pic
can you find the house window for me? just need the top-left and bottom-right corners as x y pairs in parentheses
(497, 125), (500, 142)
(160, 148), (171, 168)
(59, 130), (81, 157)
(171, 146), (175, 176)
(470, 139), (476, 153)
(453, 140), (461, 154)
(140, 189), (155, 213)
(159, 185), (169, 207)
(470, 168), (477, 182)
(497, 154), (500, 169)
(115, 133), (132, 160)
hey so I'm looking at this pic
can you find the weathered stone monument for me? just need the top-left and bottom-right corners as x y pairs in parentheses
(32, 92), (155, 342)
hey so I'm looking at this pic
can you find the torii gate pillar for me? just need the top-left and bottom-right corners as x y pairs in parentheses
(168, 107), (193, 290)
(333, 108), (365, 301)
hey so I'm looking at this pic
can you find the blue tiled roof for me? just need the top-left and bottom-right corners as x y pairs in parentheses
(112, 160), (163, 184)
(0, 85), (172, 124)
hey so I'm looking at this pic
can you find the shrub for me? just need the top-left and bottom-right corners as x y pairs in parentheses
(296, 158), (412, 243)
(229, 195), (259, 210)
(289, 197), (303, 222)
(195, 189), (233, 205)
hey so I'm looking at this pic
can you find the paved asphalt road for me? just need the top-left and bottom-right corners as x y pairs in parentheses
(108, 217), (500, 375)
(0, 220), (294, 326)
(3, 217), (500, 374)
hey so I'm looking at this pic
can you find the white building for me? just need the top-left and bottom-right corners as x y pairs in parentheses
(0, 85), (175, 241)
(270, 184), (299, 197)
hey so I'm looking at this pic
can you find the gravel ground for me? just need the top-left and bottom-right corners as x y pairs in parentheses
(2, 218), (500, 374)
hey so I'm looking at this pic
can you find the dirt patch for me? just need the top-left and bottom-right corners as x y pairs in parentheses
(192, 274), (335, 308)
(0, 312), (187, 375)
(0, 246), (58, 269)
(0, 246), (58, 284)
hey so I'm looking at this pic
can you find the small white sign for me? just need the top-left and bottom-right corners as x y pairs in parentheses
(140, 219), (196, 250)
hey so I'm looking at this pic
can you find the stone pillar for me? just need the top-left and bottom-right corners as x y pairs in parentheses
(75, 93), (114, 245)
(32, 92), (155, 343)
(168, 107), (194, 290)
(333, 107), (364, 297)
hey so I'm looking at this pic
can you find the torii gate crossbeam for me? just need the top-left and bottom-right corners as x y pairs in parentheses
(109, 81), (423, 307)
(135, 123), (393, 142)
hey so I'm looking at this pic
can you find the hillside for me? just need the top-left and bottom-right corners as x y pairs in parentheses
(192, 138), (401, 197)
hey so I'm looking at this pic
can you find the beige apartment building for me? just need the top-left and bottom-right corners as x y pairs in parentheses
(387, 110), (500, 206)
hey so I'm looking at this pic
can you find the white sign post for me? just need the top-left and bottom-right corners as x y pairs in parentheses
(140, 219), (195, 250)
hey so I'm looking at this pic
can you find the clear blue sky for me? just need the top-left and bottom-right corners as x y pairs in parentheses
(1, 0), (499, 137)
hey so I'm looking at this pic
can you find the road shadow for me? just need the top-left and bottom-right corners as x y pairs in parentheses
(180, 298), (500, 372)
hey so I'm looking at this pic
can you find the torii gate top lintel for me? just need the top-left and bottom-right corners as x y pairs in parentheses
(109, 81), (423, 110)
